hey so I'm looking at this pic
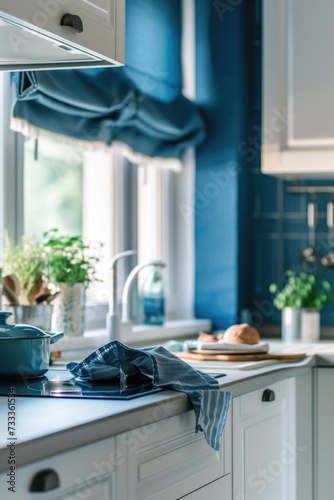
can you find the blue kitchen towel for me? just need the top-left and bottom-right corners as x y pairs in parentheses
(67, 340), (231, 451)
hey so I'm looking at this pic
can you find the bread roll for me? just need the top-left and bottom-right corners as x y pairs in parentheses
(223, 323), (260, 345)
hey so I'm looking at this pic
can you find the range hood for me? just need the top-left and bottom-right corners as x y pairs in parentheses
(0, 0), (125, 71)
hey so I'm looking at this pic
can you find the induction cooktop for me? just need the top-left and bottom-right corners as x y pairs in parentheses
(0, 370), (226, 400)
(0, 370), (164, 400)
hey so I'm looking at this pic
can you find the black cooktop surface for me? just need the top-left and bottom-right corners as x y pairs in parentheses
(0, 370), (226, 400)
(0, 370), (164, 400)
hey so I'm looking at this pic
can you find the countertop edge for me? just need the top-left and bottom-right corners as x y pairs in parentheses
(0, 355), (316, 472)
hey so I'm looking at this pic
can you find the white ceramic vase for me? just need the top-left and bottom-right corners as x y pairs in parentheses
(281, 307), (301, 342)
(300, 308), (320, 343)
(7, 304), (53, 331)
(52, 283), (85, 337)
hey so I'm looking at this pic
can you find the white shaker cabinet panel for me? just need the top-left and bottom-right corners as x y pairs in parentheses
(262, 0), (334, 178)
(122, 409), (232, 500)
(315, 367), (334, 500)
(233, 378), (296, 500)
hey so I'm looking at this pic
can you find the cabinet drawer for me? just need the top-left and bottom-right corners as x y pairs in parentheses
(124, 409), (231, 500)
(238, 378), (294, 417)
(0, 437), (118, 499)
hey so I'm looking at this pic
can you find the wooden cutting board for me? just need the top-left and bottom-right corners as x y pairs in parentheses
(175, 351), (307, 362)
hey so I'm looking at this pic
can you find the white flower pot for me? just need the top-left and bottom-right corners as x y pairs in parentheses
(281, 307), (301, 342)
(7, 304), (53, 331)
(52, 283), (85, 337)
(300, 308), (320, 343)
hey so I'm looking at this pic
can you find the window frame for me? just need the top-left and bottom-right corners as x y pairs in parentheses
(0, 81), (196, 327)
(0, 72), (24, 250)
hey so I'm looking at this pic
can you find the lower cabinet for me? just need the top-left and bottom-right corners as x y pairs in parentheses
(1, 371), (314, 500)
(314, 367), (334, 500)
(233, 378), (297, 500)
(120, 408), (232, 500)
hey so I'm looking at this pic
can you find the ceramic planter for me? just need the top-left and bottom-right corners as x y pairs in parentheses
(52, 283), (85, 337)
(281, 307), (321, 342)
(7, 304), (53, 331)
(281, 307), (301, 342)
(300, 308), (320, 343)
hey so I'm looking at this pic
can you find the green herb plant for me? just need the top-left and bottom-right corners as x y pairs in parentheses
(43, 229), (101, 287)
(269, 270), (334, 311)
(3, 235), (46, 304)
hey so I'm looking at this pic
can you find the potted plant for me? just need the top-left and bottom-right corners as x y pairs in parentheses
(269, 270), (334, 341)
(43, 229), (101, 336)
(2, 235), (54, 330)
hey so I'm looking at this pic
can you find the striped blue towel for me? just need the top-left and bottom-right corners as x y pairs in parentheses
(67, 340), (231, 451)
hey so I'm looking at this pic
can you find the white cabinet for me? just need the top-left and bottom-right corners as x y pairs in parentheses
(0, 436), (119, 499)
(0, 408), (231, 500)
(314, 367), (334, 500)
(121, 409), (232, 500)
(233, 378), (296, 500)
(0, 0), (125, 69)
(262, 0), (334, 178)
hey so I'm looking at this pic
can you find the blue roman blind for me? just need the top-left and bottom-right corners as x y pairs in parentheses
(11, 0), (205, 160)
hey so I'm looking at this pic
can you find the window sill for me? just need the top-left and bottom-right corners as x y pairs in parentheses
(52, 318), (212, 360)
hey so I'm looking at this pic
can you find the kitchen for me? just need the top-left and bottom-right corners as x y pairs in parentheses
(1, 0), (334, 499)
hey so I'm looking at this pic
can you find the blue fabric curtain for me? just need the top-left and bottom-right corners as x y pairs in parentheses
(12, 0), (205, 160)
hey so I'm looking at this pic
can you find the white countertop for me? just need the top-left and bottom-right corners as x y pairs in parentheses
(0, 340), (333, 472)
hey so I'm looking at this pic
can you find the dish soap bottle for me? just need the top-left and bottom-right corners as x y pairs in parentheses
(142, 267), (165, 325)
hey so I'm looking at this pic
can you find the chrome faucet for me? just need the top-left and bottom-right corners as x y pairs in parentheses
(106, 250), (137, 341)
(121, 260), (166, 324)
(107, 259), (166, 340)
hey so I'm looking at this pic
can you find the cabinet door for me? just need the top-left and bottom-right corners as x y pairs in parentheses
(233, 378), (296, 500)
(262, 0), (334, 178)
(179, 474), (231, 500)
(0, 0), (125, 67)
(315, 367), (334, 500)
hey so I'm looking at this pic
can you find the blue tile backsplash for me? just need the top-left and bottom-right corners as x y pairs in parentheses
(251, 173), (334, 327)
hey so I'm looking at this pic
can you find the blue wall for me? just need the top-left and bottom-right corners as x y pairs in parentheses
(194, 0), (252, 329)
(194, 0), (334, 330)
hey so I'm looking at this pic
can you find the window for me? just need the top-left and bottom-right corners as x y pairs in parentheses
(0, 71), (195, 328)
(24, 136), (83, 238)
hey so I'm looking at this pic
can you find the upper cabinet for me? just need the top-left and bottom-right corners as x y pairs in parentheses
(262, 0), (334, 178)
(0, 0), (125, 70)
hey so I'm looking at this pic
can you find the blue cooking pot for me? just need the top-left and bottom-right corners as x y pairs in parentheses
(0, 311), (64, 379)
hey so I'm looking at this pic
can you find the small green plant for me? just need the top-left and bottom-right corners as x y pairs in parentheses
(269, 270), (334, 310)
(3, 235), (46, 304)
(43, 229), (101, 287)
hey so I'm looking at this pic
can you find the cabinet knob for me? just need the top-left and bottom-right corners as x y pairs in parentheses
(60, 13), (83, 33)
(29, 468), (60, 492)
(262, 389), (275, 402)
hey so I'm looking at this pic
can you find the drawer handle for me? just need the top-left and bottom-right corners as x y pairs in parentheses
(60, 13), (83, 33)
(29, 468), (60, 492)
(262, 389), (275, 402)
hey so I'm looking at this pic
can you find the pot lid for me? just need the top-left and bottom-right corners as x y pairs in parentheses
(0, 311), (51, 338)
